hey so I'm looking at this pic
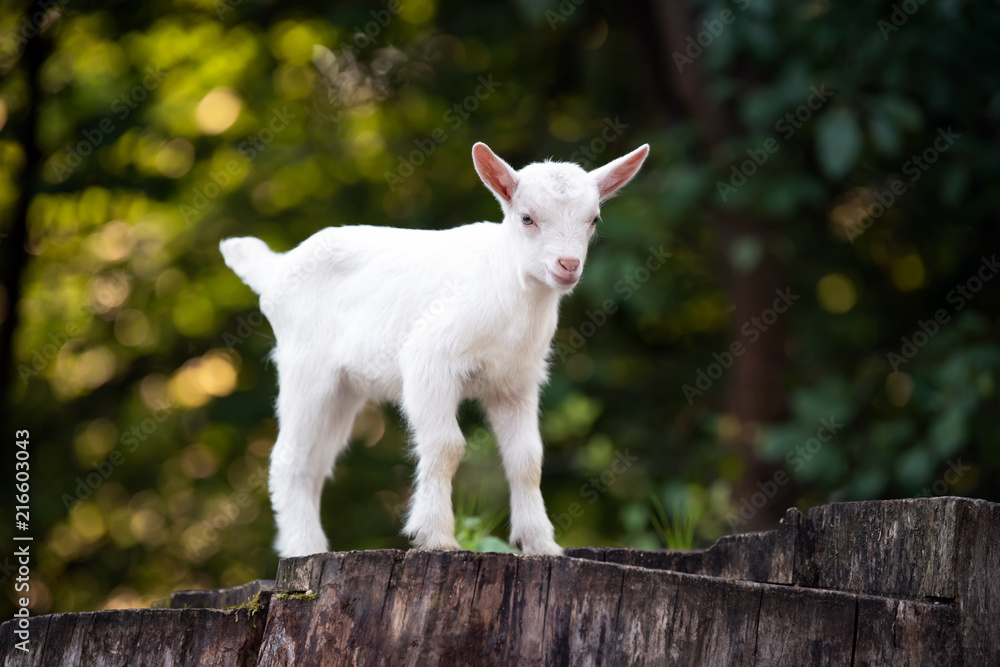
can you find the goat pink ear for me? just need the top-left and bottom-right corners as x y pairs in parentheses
(590, 144), (649, 201)
(472, 142), (518, 202)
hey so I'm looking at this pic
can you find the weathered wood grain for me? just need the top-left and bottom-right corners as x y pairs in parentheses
(952, 499), (1000, 667)
(568, 506), (803, 586)
(853, 594), (962, 667)
(0, 606), (268, 667)
(254, 549), (961, 667)
(807, 498), (960, 598)
(2, 498), (995, 666)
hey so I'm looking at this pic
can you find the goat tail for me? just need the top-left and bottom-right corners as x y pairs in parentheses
(219, 236), (279, 295)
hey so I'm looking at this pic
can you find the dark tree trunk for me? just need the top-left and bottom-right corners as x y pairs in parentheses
(0, 14), (45, 415)
(636, 0), (793, 529)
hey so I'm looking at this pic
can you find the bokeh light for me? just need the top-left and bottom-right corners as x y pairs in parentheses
(817, 273), (857, 314)
(195, 88), (243, 135)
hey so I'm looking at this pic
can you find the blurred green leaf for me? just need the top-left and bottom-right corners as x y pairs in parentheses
(868, 113), (900, 155)
(930, 407), (968, 457)
(896, 446), (934, 487)
(729, 235), (764, 275)
(875, 94), (924, 131)
(816, 107), (863, 179)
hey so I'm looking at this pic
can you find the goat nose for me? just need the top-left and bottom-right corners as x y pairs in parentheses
(558, 257), (580, 273)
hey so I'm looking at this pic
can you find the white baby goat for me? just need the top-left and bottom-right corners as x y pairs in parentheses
(220, 142), (649, 557)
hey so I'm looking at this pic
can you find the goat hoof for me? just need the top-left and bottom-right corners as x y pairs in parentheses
(512, 536), (563, 556)
(414, 535), (463, 551)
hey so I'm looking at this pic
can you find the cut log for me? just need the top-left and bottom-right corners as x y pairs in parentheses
(1, 497), (996, 666)
(0, 606), (268, 667)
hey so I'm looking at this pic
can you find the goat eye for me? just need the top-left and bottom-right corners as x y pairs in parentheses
(591, 217), (599, 225)
(521, 214), (534, 225)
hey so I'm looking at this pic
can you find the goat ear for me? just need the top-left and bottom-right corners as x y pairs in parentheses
(590, 144), (649, 202)
(472, 142), (519, 203)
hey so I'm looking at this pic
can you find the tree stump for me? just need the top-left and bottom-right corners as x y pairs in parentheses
(2, 497), (997, 665)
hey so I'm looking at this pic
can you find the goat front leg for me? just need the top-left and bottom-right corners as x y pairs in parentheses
(485, 388), (562, 555)
(401, 359), (465, 551)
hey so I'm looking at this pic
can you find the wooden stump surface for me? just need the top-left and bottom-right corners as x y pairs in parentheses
(1, 497), (996, 666)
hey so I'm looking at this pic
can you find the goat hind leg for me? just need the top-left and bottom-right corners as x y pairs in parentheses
(309, 391), (365, 516)
(270, 370), (360, 557)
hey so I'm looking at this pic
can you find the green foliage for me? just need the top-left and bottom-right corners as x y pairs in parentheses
(226, 590), (265, 621)
(454, 488), (516, 553)
(455, 516), (518, 554)
(649, 493), (701, 552)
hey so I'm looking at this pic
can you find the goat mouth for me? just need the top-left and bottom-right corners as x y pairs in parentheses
(549, 271), (579, 286)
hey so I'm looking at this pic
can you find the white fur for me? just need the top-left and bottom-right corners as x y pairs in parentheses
(219, 142), (649, 557)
